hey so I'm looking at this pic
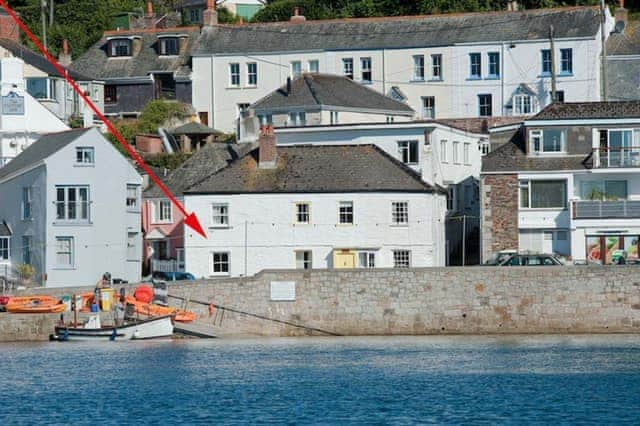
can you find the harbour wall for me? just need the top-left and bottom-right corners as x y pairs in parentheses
(2, 266), (640, 340)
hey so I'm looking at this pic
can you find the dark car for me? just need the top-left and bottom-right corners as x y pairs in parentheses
(151, 271), (196, 281)
(499, 254), (564, 266)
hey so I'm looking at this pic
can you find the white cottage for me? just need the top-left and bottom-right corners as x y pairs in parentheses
(183, 126), (447, 277)
(0, 127), (142, 287)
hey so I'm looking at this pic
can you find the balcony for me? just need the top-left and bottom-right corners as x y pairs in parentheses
(573, 200), (640, 219)
(593, 148), (640, 168)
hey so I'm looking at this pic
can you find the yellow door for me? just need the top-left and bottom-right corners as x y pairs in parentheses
(334, 250), (356, 269)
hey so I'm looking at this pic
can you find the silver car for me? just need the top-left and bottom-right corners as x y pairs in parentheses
(499, 253), (564, 266)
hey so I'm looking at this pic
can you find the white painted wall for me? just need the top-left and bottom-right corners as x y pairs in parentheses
(184, 191), (446, 278)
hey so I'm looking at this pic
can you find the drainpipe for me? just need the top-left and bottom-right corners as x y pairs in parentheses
(382, 48), (386, 95)
(501, 42), (505, 116)
(210, 56), (215, 129)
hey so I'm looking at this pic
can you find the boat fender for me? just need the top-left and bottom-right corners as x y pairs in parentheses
(110, 328), (117, 341)
(208, 303), (215, 317)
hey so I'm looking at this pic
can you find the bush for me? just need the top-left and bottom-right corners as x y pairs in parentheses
(15, 264), (35, 280)
(144, 152), (193, 170)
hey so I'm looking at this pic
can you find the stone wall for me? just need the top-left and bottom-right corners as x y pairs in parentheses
(481, 174), (519, 262)
(6, 266), (640, 340)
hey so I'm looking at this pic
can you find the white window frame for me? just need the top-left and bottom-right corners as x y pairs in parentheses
(397, 140), (419, 165)
(480, 139), (490, 156)
(440, 140), (448, 163)
(75, 147), (95, 165)
(295, 202), (310, 224)
(127, 232), (138, 261)
(55, 186), (90, 222)
(514, 94), (532, 115)
(288, 111), (306, 126)
(452, 141), (460, 164)
(153, 200), (173, 224)
(360, 57), (372, 83)
(22, 186), (32, 220)
(21, 235), (31, 265)
(229, 63), (240, 87)
(463, 142), (471, 165)
(0, 237), (9, 261)
(211, 203), (230, 227)
(342, 58), (354, 79)
(308, 59), (319, 73)
(158, 37), (179, 56)
(529, 129), (566, 154)
(291, 60), (302, 78)
(391, 201), (409, 225)
(126, 184), (138, 211)
(413, 55), (425, 81)
(519, 179), (567, 210)
(211, 251), (230, 276)
(247, 62), (258, 86)
(295, 250), (313, 270)
(431, 54), (442, 80)
(55, 236), (74, 268)
(421, 96), (435, 119)
(358, 251), (376, 268)
(338, 201), (354, 225)
(109, 39), (131, 57)
(393, 250), (411, 268)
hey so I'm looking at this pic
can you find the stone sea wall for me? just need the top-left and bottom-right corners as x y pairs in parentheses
(2, 266), (640, 340)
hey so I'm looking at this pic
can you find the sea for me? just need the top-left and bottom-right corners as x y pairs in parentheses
(0, 335), (639, 425)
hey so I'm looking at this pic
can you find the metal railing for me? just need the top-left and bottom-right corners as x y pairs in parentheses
(151, 258), (184, 273)
(593, 147), (640, 168)
(573, 200), (640, 219)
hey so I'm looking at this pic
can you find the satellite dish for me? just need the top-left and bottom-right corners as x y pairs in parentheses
(615, 20), (626, 33)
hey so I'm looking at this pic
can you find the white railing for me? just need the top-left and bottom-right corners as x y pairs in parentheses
(573, 200), (640, 219)
(151, 258), (184, 273)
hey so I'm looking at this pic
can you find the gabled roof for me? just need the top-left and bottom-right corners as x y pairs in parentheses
(529, 101), (640, 121)
(172, 122), (223, 135)
(0, 39), (92, 81)
(71, 27), (200, 81)
(144, 142), (254, 198)
(0, 221), (11, 237)
(185, 144), (439, 194)
(195, 7), (601, 55)
(0, 128), (92, 181)
(252, 73), (414, 115)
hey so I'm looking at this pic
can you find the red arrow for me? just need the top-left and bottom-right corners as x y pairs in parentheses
(0, 1), (207, 239)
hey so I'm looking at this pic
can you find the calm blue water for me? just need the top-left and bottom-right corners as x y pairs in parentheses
(1, 335), (639, 424)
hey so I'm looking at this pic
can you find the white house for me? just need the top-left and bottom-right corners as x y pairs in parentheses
(0, 58), (70, 168)
(183, 126), (446, 278)
(481, 101), (640, 265)
(0, 127), (142, 287)
(192, 4), (613, 133)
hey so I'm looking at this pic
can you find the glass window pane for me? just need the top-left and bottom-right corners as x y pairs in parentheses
(543, 129), (563, 152)
(605, 181), (627, 200)
(531, 181), (566, 208)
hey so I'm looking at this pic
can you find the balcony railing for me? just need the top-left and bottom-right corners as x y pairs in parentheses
(573, 200), (640, 219)
(151, 258), (184, 273)
(594, 148), (640, 168)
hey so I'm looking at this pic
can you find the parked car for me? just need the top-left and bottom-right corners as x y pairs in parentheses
(151, 271), (196, 281)
(499, 253), (564, 266)
(484, 250), (517, 265)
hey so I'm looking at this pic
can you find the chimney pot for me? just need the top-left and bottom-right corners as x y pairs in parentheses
(616, 1), (628, 32)
(258, 125), (277, 169)
(146, 1), (154, 17)
(58, 39), (72, 67)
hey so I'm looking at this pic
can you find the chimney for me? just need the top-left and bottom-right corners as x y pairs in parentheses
(258, 125), (277, 169)
(58, 39), (72, 67)
(290, 6), (306, 23)
(203, 0), (218, 26)
(145, 1), (156, 29)
(286, 77), (292, 96)
(615, 1), (628, 33)
(132, 36), (143, 56)
(0, 10), (20, 42)
(178, 35), (189, 55)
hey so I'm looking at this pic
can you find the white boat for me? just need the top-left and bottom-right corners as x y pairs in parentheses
(51, 314), (174, 341)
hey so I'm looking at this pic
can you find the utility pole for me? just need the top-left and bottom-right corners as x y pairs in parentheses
(49, 0), (55, 27)
(40, 0), (47, 50)
(600, 0), (608, 101)
(549, 25), (557, 102)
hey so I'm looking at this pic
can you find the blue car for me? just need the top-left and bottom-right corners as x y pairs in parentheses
(152, 271), (196, 281)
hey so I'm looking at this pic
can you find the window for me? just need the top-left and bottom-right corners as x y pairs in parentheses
(463, 143), (471, 165)
(470, 53), (481, 78)
(22, 187), (32, 220)
(440, 140), (448, 162)
(478, 94), (492, 117)
(158, 37), (178, 55)
(514, 95), (532, 115)
(519, 180), (567, 209)
(291, 61), (302, 78)
(189, 8), (200, 23)
(50, 80), (57, 100)
(75, 147), (94, 165)
(343, 58), (354, 79)
(288, 111), (306, 126)
(555, 91), (565, 103)
(21, 236), (31, 265)
(358, 251), (376, 268)
(26, 78), (48, 99)
(560, 49), (573, 74)
(0, 237), (9, 261)
(109, 39), (131, 57)
(541, 49), (551, 75)
(126, 184), (138, 210)
(296, 203), (310, 224)
(229, 63), (240, 87)
(447, 187), (455, 211)
(529, 129), (566, 153)
(580, 180), (628, 200)
(308, 59), (319, 73)
(397, 140), (419, 164)
(55, 237), (73, 267)
(153, 200), (172, 223)
(392, 202), (408, 225)
(55, 186), (89, 221)
(127, 232), (137, 260)
(296, 250), (312, 270)
(413, 55), (425, 80)
(339, 201), (354, 224)
(104, 85), (117, 104)
(421, 96), (435, 119)
(488, 52), (500, 78)
(212, 203), (229, 226)
(360, 57), (372, 82)
(393, 250), (411, 268)
(212, 252), (230, 274)
(247, 62), (258, 86)
(431, 54), (442, 80)
(480, 139), (490, 156)
(258, 114), (273, 125)
(452, 141), (460, 164)
(330, 111), (339, 125)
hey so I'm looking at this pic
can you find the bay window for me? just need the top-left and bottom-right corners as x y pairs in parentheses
(519, 180), (567, 209)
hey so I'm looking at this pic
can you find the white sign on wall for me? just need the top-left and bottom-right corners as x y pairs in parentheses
(270, 281), (296, 301)
(2, 92), (24, 115)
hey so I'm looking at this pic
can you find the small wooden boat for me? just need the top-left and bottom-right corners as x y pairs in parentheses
(125, 296), (196, 323)
(6, 295), (66, 313)
(50, 314), (174, 341)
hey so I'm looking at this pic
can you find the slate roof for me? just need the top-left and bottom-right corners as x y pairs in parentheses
(0, 221), (11, 237)
(434, 117), (524, 134)
(195, 7), (601, 55)
(185, 144), (438, 194)
(172, 122), (223, 135)
(0, 39), (92, 81)
(0, 128), (92, 181)
(606, 22), (640, 56)
(252, 73), (414, 114)
(71, 27), (200, 81)
(529, 101), (640, 121)
(144, 142), (255, 197)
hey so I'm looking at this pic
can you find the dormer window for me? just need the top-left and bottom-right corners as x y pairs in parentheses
(159, 37), (179, 56)
(109, 39), (131, 57)
(530, 129), (566, 154)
